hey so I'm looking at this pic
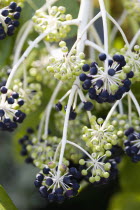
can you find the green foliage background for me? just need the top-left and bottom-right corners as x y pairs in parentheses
(0, 0), (140, 209)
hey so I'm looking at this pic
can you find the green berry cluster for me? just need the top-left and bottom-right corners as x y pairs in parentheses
(82, 116), (118, 158)
(32, 6), (72, 42)
(47, 41), (85, 81)
(13, 79), (42, 113)
(125, 0), (140, 21)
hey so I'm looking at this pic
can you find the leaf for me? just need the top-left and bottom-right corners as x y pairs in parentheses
(0, 185), (17, 210)
(109, 192), (140, 210)
(119, 157), (140, 193)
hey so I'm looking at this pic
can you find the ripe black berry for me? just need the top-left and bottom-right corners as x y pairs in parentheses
(99, 53), (106, 61)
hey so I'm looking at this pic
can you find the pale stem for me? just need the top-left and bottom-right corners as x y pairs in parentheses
(106, 12), (131, 53)
(128, 94), (132, 125)
(111, 10), (127, 42)
(57, 83), (78, 177)
(44, 81), (63, 137)
(85, 40), (111, 58)
(102, 93), (127, 130)
(77, 88), (92, 120)
(14, 21), (31, 50)
(89, 25), (103, 47)
(13, 21), (33, 66)
(53, 142), (62, 162)
(67, 12), (102, 59)
(66, 140), (95, 163)
(89, 4), (95, 60)
(129, 90), (140, 118)
(59, 89), (71, 103)
(98, 0), (108, 72)
(118, 101), (124, 115)
(56, 0), (92, 178)
(130, 29), (140, 49)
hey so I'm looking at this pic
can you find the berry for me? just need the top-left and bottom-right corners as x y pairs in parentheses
(99, 53), (106, 61)
(83, 101), (94, 111)
(14, 12), (20, 19)
(9, 2), (17, 10)
(43, 167), (50, 174)
(96, 80), (103, 88)
(46, 178), (53, 186)
(82, 64), (90, 72)
(1, 10), (9, 17)
(39, 186), (48, 198)
(12, 92), (19, 99)
(7, 97), (14, 104)
(0, 109), (5, 117)
(18, 99), (24, 106)
(55, 102), (62, 111)
(79, 73), (87, 81)
(1, 86), (7, 94)
(108, 68), (115, 76)
(90, 67), (98, 75)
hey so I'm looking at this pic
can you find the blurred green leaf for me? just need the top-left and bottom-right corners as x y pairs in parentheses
(109, 192), (140, 210)
(119, 157), (140, 193)
(0, 185), (17, 210)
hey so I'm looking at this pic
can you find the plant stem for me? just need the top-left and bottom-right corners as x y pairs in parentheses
(66, 140), (95, 163)
(129, 91), (140, 117)
(56, 0), (92, 178)
(44, 81), (62, 137)
(130, 29), (140, 49)
(102, 93), (127, 130)
(98, 0), (108, 72)
(128, 94), (132, 125)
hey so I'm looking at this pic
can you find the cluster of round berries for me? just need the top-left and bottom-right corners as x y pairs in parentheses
(19, 128), (61, 168)
(13, 79), (42, 113)
(0, 2), (22, 40)
(79, 53), (134, 103)
(47, 42), (85, 81)
(0, 86), (25, 131)
(109, 111), (140, 143)
(82, 116), (118, 158)
(34, 166), (80, 203)
(28, 50), (56, 86)
(124, 45), (140, 82)
(79, 156), (120, 185)
(125, 0), (140, 21)
(124, 127), (140, 162)
(0, 0), (24, 7)
(32, 6), (72, 42)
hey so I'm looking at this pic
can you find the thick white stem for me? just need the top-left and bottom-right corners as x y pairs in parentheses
(56, 0), (92, 178)
(99, 0), (108, 72)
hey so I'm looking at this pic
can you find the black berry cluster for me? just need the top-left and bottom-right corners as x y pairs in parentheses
(0, 2), (22, 40)
(124, 127), (140, 162)
(0, 86), (25, 131)
(79, 54), (134, 103)
(34, 166), (80, 203)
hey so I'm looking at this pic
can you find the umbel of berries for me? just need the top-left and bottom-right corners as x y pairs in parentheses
(79, 53), (134, 103)
(0, 86), (25, 131)
(124, 128), (140, 162)
(0, 2), (22, 40)
(34, 165), (80, 203)
(19, 129), (60, 167)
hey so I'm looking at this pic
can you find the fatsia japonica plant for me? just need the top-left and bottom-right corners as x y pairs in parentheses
(0, 0), (140, 208)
